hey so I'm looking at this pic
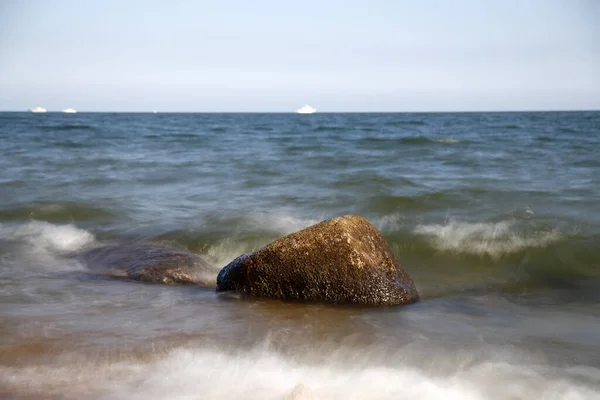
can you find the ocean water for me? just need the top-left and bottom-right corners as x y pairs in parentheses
(1, 111), (599, 399)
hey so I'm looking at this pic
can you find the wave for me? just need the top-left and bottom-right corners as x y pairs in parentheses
(357, 136), (462, 145)
(150, 212), (323, 271)
(366, 193), (448, 215)
(429, 137), (461, 144)
(251, 125), (275, 132)
(170, 132), (200, 138)
(145, 212), (571, 262)
(2, 344), (598, 400)
(5, 212), (588, 295)
(399, 136), (462, 145)
(313, 126), (347, 132)
(240, 212), (320, 235)
(0, 202), (117, 223)
(1, 214), (598, 301)
(371, 213), (600, 299)
(197, 212), (320, 238)
(285, 144), (325, 154)
(500, 124), (521, 130)
(570, 159), (600, 168)
(42, 124), (96, 131)
(387, 120), (427, 126)
(558, 127), (579, 134)
(413, 220), (562, 258)
(535, 135), (555, 142)
(330, 174), (413, 192)
(0, 221), (96, 273)
(1, 221), (96, 254)
(352, 125), (379, 132)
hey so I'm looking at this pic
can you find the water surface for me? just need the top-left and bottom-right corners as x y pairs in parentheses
(1, 112), (599, 399)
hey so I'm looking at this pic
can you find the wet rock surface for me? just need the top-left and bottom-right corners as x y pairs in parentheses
(81, 244), (212, 285)
(217, 215), (419, 305)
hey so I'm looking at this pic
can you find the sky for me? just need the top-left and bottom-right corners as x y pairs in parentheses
(0, 0), (598, 112)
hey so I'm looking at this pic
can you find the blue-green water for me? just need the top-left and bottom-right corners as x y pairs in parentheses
(1, 112), (599, 399)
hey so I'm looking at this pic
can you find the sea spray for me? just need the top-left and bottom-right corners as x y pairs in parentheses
(413, 219), (562, 257)
(1, 344), (598, 400)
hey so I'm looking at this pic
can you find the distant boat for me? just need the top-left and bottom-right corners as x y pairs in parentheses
(153, 110), (157, 114)
(29, 107), (47, 113)
(296, 105), (316, 114)
(62, 108), (77, 114)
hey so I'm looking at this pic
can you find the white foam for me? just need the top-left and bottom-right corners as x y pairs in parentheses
(414, 220), (562, 257)
(429, 137), (461, 144)
(205, 237), (250, 268)
(244, 212), (321, 235)
(1, 347), (598, 400)
(0, 221), (95, 271)
(10, 220), (95, 253)
(195, 213), (321, 283)
(373, 214), (407, 232)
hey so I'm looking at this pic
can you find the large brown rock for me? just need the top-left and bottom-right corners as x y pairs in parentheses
(217, 215), (419, 305)
(81, 244), (212, 285)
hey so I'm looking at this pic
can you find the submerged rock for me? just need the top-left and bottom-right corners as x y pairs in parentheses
(81, 244), (212, 285)
(217, 215), (419, 305)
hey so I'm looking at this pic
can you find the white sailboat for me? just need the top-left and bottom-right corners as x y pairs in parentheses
(296, 104), (316, 114)
(62, 108), (77, 114)
(29, 107), (47, 113)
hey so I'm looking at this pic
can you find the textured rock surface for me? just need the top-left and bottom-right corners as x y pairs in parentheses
(81, 244), (212, 285)
(217, 215), (419, 305)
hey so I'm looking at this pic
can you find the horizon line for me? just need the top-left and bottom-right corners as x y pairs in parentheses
(1, 109), (599, 114)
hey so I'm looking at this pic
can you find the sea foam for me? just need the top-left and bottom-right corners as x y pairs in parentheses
(1, 346), (598, 400)
(10, 221), (96, 253)
(414, 220), (562, 257)
(201, 213), (321, 281)
(0, 221), (95, 271)
(243, 212), (321, 235)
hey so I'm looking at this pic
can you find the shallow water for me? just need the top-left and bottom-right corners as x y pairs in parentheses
(1, 112), (600, 399)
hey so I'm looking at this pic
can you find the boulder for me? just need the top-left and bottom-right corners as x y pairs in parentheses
(81, 244), (212, 285)
(217, 215), (419, 305)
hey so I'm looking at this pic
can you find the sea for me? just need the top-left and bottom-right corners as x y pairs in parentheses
(1, 111), (599, 399)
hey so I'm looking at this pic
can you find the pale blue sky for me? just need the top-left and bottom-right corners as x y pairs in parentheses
(0, 0), (598, 111)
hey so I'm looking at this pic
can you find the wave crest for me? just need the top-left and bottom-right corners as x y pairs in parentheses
(2, 346), (598, 400)
(0, 221), (96, 273)
(414, 220), (562, 257)
(4, 221), (95, 254)
(42, 124), (96, 131)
